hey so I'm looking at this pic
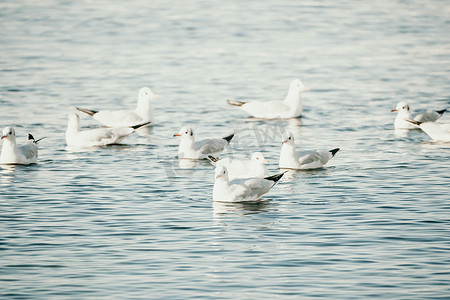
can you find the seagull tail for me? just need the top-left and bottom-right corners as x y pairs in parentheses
(131, 121), (152, 130)
(76, 107), (98, 117)
(227, 99), (247, 107)
(264, 171), (287, 183)
(207, 155), (220, 163)
(329, 148), (340, 157)
(405, 119), (422, 126)
(222, 133), (234, 143)
(28, 134), (45, 144)
(436, 108), (447, 115)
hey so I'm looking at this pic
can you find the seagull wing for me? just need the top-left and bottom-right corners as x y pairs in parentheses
(197, 138), (227, 155)
(19, 143), (38, 160)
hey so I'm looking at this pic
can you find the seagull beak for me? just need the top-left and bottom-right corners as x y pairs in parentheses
(263, 159), (269, 163)
(173, 133), (181, 137)
(282, 140), (287, 144)
(152, 94), (160, 98)
(391, 109), (397, 112)
(216, 174), (221, 179)
(1, 135), (6, 140)
(303, 86), (310, 91)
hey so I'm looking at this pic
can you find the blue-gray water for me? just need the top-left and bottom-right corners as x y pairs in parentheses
(1, 1), (450, 299)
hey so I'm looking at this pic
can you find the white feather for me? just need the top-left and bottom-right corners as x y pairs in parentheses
(228, 79), (308, 119)
(77, 87), (157, 127)
(0, 127), (38, 165)
(279, 132), (338, 170)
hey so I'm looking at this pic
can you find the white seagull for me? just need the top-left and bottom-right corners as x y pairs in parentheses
(405, 119), (450, 142)
(173, 126), (234, 159)
(208, 152), (269, 181)
(227, 79), (309, 119)
(76, 87), (158, 127)
(1, 127), (40, 165)
(392, 101), (446, 129)
(213, 165), (285, 202)
(279, 132), (339, 170)
(65, 112), (150, 147)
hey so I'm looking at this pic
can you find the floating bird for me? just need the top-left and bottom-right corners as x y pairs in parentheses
(76, 87), (157, 127)
(0, 127), (40, 165)
(213, 165), (285, 202)
(405, 119), (450, 142)
(279, 132), (339, 170)
(207, 152), (269, 180)
(227, 79), (308, 119)
(174, 126), (234, 159)
(392, 101), (446, 129)
(65, 112), (150, 147)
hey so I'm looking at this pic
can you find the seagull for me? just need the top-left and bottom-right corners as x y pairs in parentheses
(227, 78), (309, 119)
(1, 127), (40, 165)
(207, 152), (269, 181)
(213, 165), (286, 202)
(392, 101), (446, 129)
(279, 132), (339, 170)
(173, 126), (234, 159)
(65, 112), (150, 147)
(76, 87), (157, 127)
(405, 119), (450, 142)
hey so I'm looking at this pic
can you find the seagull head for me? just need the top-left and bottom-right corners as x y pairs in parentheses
(173, 126), (194, 139)
(1, 126), (16, 140)
(282, 132), (295, 145)
(290, 78), (309, 93)
(215, 165), (229, 181)
(139, 87), (158, 100)
(67, 112), (81, 130)
(251, 152), (268, 164)
(392, 101), (410, 115)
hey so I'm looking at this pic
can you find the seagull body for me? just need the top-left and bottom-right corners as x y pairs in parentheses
(392, 101), (446, 129)
(1, 127), (39, 165)
(405, 119), (450, 142)
(76, 87), (157, 127)
(208, 152), (269, 181)
(66, 113), (150, 147)
(227, 79), (308, 119)
(174, 127), (234, 159)
(213, 165), (285, 202)
(279, 132), (339, 170)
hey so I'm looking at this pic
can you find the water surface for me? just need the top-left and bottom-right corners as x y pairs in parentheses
(1, 0), (450, 299)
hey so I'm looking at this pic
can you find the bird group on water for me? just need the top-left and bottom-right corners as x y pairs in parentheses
(1, 79), (448, 202)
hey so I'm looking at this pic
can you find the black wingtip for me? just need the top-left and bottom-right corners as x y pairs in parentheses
(436, 108), (447, 115)
(223, 133), (234, 143)
(227, 99), (247, 107)
(207, 155), (220, 163)
(264, 171), (287, 183)
(329, 148), (340, 157)
(76, 107), (98, 117)
(28, 134), (45, 143)
(405, 119), (422, 126)
(131, 121), (152, 130)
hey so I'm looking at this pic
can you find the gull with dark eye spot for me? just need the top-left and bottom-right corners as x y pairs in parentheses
(227, 78), (308, 119)
(392, 101), (446, 129)
(1, 126), (40, 165)
(213, 165), (286, 202)
(279, 132), (339, 170)
(173, 126), (234, 159)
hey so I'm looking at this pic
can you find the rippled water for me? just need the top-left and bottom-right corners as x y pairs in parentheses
(1, 0), (450, 299)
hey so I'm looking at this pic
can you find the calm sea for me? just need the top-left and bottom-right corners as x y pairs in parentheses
(1, 0), (449, 298)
